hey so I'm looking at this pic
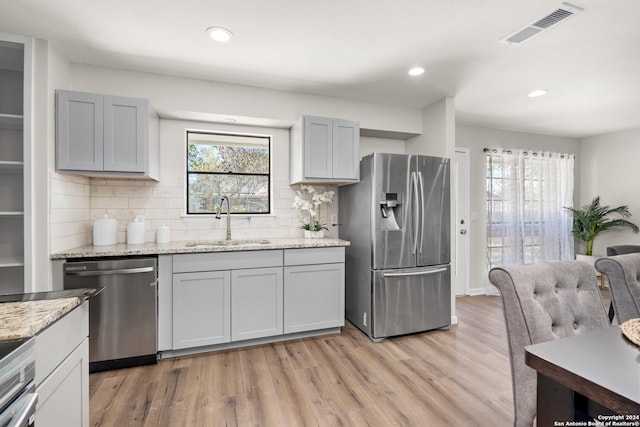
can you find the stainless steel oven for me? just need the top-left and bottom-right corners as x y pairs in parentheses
(0, 337), (36, 427)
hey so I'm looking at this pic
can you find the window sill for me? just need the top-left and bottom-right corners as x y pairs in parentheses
(180, 213), (277, 219)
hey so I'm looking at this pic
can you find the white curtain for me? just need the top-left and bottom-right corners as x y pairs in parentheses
(486, 149), (574, 269)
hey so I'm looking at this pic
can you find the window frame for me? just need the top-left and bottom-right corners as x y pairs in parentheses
(486, 154), (543, 267)
(186, 130), (272, 216)
(486, 149), (574, 270)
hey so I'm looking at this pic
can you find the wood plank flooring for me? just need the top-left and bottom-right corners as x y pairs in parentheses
(89, 295), (512, 426)
(89, 290), (611, 426)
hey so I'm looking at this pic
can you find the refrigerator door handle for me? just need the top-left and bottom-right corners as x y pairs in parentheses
(418, 171), (425, 253)
(383, 267), (448, 278)
(411, 171), (419, 254)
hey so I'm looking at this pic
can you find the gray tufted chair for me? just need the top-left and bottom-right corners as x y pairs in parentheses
(595, 253), (640, 324)
(603, 246), (640, 321)
(606, 245), (640, 256)
(489, 261), (609, 427)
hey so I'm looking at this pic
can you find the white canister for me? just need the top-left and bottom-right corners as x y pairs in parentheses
(127, 215), (146, 245)
(93, 214), (118, 246)
(156, 224), (171, 244)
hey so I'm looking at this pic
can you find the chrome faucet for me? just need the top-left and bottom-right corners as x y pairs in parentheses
(215, 196), (232, 240)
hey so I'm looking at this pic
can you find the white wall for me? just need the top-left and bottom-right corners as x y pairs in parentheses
(580, 127), (640, 255)
(47, 47), (90, 259)
(405, 97), (455, 158)
(32, 42), (79, 290)
(456, 123), (581, 294)
(360, 136), (406, 157)
(68, 64), (422, 136)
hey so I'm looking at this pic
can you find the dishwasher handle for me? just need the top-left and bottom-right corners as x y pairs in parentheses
(65, 266), (155, 276)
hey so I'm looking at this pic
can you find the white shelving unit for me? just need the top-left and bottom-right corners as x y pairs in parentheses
(0, 35), (31, 294)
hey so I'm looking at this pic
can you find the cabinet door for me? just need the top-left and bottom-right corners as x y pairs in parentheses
(56, 90), (104, 171)
(103, 95), (147, 173)
(172, 271), (231, 349)
(231, 267), (283, 341)
(36, 338), (89, 427)
(332, 119), (359, 180)
(284, 263), (345, 334)
(303, 116), (332, 179)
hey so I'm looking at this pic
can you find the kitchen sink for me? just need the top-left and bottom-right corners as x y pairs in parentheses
(185, 239), (271, 247)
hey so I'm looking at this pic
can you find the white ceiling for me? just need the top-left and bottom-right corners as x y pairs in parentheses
(2, 0), (639, 138)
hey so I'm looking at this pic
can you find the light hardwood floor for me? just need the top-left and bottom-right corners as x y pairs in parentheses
(90, 295), (513, 426)
(89, 291), (611, 426)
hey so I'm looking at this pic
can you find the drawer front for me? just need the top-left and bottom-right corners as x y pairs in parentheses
(284, 247), (345, 266)
(173, 250), (283, 273)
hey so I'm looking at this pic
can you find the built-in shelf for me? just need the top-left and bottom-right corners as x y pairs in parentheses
(0, 113), (23, 130)
(0, 257), (24, 268)
(0, 36), (29, 294)
(0, 161), (24, 172)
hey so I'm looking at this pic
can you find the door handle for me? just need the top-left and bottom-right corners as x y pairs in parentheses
(411, 171), (419, 254)
(418, 171), (425, 252)
(460, 229), (467, 235)
(6, 392), (37, 427)
(383, 268), (447, 277)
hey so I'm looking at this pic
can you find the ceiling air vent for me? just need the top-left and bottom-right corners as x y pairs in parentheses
(500, 2), (583, 45)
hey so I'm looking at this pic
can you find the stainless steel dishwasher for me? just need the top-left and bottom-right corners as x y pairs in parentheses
(63, 257), (157, 372)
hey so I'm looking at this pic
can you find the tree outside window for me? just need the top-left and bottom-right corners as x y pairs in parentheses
(187, 131), (270, 214)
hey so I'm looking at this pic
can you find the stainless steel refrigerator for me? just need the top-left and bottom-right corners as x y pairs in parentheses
(339, 153), (451, 341)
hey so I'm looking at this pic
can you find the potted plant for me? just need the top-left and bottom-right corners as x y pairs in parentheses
(564, 196), (639, 261)
(293, 185), (335, 238)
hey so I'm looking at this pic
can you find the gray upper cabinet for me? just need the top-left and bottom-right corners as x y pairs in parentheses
(290, 115), (360, 184)
(56, 90), (159, 180)
(103, 95), (146, 173)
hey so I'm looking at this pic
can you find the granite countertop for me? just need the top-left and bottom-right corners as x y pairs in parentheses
(51, 237), (350, 259)
(0, 297), (81, 340)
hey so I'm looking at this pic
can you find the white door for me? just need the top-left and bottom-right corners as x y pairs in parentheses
(454, 149), (470, 296)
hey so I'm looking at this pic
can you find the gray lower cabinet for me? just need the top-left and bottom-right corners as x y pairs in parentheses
(231, 267), (283, 341)
(163, 248), (345, 353)
(35, 302), (89, 427)
(284, 263), (345, 334)
(172, 270), (231, 349)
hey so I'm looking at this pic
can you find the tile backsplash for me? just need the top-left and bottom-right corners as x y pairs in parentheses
(49, 119), (357, 253)
(50, 172), (339, 253)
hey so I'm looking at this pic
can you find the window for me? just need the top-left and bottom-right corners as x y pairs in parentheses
(187, 131), (270, 214)
(486, 148), (574, 270)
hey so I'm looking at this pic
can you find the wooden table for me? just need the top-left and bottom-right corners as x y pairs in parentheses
(525, 326), (640, 425)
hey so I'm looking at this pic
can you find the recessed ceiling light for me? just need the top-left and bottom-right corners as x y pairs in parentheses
(206, 26), (234, 43)
(408, 67), (425, 76)
(528, 89), (548, 98)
